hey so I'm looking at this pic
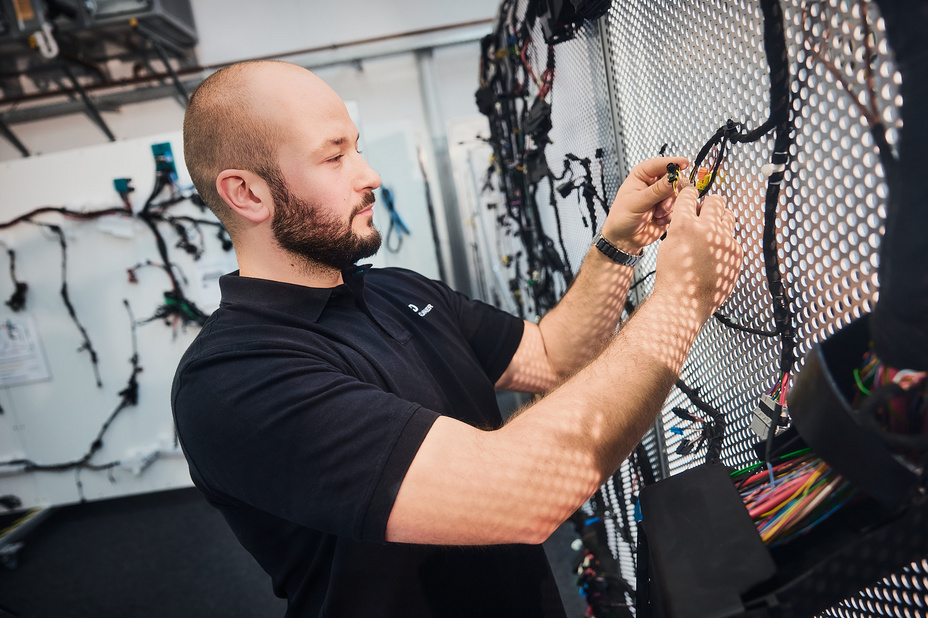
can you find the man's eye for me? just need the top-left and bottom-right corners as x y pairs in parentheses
(329, 155), (344, 163)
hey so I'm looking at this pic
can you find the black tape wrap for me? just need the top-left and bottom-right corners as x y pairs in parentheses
(755, 0), (796, 377)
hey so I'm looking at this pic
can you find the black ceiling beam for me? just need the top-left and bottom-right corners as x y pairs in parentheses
(0, 117), (30, 157)
(135, 26), (188, 107)
(60, 64), (115, 142)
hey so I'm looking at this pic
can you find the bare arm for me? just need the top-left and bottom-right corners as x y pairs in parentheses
(387, 187), (742, 545)
(496, 157), (689, 394)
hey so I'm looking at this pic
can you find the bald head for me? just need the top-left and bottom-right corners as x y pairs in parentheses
(183, 61), (335, 232)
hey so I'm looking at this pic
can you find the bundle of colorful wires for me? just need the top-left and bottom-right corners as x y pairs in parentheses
(768, 371), (790, 410)
(853, 350), (928, 440)
(733, 450), (858, 547)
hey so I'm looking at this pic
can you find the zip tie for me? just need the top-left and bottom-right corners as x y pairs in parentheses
(761, 162), (787, 178)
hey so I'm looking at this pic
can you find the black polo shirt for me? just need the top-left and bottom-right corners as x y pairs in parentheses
(171, 266), (567, 618)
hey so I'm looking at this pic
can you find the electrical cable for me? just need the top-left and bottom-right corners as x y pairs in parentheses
(712, 312), (778, 337)
(733, 451), (858, 546)
(0, 300), (142, 476)
(35, 222), (102, 388)
(0, 242), (27, 312)
(679, 0), (795, 466)
(685, 0), (795, 377)
(673, 380), (726, 465)
(416, 147), (448, 282)
(136, 172), (210, 328)
(380, 186), (411, 254)
(0, 205), (132, 231)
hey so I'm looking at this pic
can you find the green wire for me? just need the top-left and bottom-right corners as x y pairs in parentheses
(731, 462), (763, 477)
(853, 368), (871, 395)
(730, 448), (812, 478)
(778, 447), (811, 460)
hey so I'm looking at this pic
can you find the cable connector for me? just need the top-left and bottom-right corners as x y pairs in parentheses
(751, 394), (782, 440)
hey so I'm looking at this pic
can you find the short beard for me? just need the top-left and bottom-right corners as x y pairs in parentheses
(266, 170), (381, 272)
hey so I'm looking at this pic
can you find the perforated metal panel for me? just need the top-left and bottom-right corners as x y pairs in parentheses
(478, 0), (925, 615)
(603, 0), (896, 472)
(603, 1), (928, 615)
(601, 1), (926, 616)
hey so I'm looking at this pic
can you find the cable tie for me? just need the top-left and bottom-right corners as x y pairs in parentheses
(760, 162), (787, 178)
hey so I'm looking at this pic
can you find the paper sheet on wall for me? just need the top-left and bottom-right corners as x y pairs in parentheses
(0, 315), (52, 387)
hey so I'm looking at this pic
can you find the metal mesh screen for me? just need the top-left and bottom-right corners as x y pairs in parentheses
(468, 0), (646, 603)
(603, 0), (895, 473)
(475, 0), (925, 614)
(600, 0), (924, 616)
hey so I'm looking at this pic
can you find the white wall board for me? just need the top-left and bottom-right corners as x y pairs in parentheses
(0, 131), (236, 509)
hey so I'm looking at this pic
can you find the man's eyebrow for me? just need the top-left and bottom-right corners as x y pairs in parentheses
(316, 134), (360, 152)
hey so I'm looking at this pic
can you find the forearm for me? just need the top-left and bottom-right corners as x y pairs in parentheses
(500, 157), (688, 391)
(387, 186), (741, 547)
(388, 287), (704, 545)
(536, 243), (637, 379)
(504, 284), (704, 496)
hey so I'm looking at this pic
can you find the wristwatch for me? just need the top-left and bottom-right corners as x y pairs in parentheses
(593, 233), (643, 267)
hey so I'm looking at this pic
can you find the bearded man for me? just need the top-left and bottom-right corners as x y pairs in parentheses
(172, 60), (742, 617)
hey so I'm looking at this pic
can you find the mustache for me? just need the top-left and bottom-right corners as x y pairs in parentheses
(354, 192), (376, 215)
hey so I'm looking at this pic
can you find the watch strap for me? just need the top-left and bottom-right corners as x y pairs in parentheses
(593, 233), (643, 267)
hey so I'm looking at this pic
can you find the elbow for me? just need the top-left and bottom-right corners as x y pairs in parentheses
(515, 492), (595, 545)
(516, 517), (562, 546)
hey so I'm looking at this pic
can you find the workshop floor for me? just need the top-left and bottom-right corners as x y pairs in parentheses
(0, 486), (587, 617)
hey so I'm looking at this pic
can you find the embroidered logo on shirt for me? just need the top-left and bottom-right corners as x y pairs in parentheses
(407, 303), (433, 317)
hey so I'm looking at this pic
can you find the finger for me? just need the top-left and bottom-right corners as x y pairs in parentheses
(630, 156), (691, 182)
(677, 185), (699, 200)
(653, 213), (672, 230)
(673, 186), (699, 219)
(637, 164), (696, 214)
(700, 194), (726, 214)
(653, 195), (675, 219)
(640, 176), (678, 211)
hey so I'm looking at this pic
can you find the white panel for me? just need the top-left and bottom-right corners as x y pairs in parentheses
(0, 131), (236, 509)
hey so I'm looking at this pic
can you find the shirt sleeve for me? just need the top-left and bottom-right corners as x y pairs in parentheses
(421, 275), (525, 383)
(173, 342), (439, 542)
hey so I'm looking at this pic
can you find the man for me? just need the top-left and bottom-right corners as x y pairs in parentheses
(173, 60), (742, 617)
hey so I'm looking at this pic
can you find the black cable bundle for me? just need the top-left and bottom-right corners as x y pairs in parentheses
(688, 0), (795, 378)
(674, 380), (726, 465)
(750, 0), (795, 379)
(137, 172), (210, 328)
(0, 301), (143, 477)
(476, 0), (584, 315)
(869, 1), (928, 372)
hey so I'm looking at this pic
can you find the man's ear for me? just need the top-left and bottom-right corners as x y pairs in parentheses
(216, 169), (273, 224)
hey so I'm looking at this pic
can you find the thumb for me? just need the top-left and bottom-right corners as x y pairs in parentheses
(630, 174), (677, 217)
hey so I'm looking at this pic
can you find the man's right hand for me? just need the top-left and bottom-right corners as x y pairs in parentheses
(653, 186), (743, 323)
